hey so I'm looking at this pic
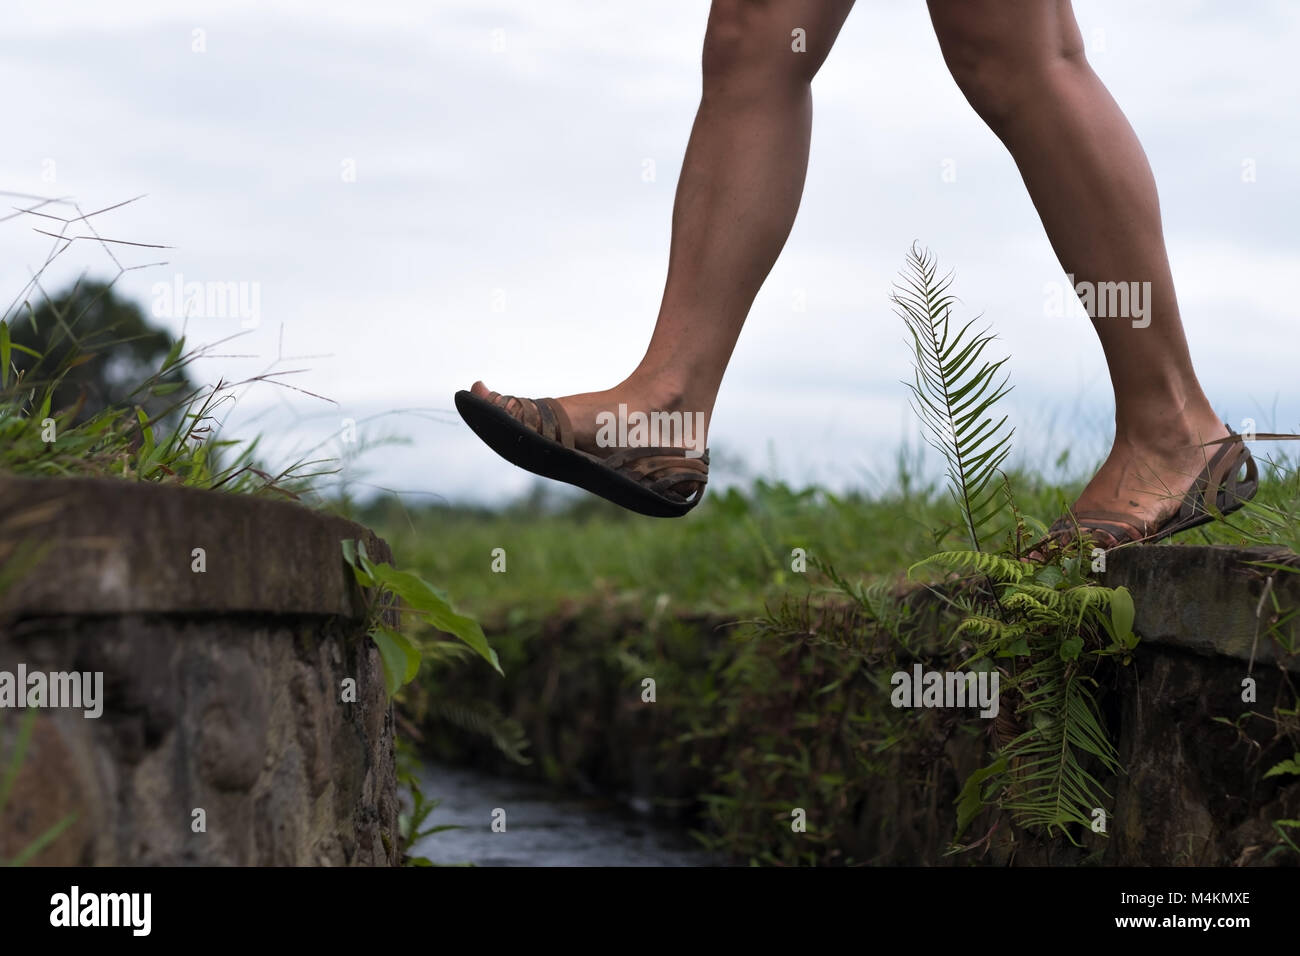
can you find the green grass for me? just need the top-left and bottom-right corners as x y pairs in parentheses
(0, 277), (335, 498)
(358, 476), (974, 619)
(357, 449), (1300, 624)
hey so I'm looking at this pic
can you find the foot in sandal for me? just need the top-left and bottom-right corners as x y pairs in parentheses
(1031, 414), (1258, 557)
(455, 380), (710, 518)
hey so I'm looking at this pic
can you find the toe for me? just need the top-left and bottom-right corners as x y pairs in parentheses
(470, 380), (492, 399)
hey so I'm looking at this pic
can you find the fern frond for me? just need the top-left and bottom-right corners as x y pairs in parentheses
(894, 244), (1016, 551)
(1057, 585), (1117, 629)
(999, 593), (1067, 633)
(998, 668), (1119, 837)
(1001, 583), (1065, 607)
(428, 698), (532, 766)
(909, 550), (1030, 583)
(954, 615), (1027, 644)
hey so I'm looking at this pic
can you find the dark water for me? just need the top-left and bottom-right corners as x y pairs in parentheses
(408, 762), (716, 867)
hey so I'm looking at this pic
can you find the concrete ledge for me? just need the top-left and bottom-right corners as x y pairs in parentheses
(0, 476), (390, 620)
(1108, 545), (1300, 671)
(0, 477), (398, 866)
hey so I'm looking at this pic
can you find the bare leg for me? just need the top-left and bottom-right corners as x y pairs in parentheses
(929, 0), (1231, 538)
(474, 0), (856, 451)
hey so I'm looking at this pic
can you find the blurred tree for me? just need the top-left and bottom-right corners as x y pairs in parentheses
(9, 280), (195, 425)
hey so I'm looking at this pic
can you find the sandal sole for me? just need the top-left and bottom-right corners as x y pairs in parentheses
(454, 390), (700, 518)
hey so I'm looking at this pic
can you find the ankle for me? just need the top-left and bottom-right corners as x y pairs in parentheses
(1115, 403), (1225, 455)
(615, 373), (712, 419)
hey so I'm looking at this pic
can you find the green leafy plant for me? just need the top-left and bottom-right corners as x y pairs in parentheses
(343, 529), (508, 867)
(1263, 752), (1300, 779)
(1266, 819), (1300, 861)
(343, 538), (501, 696)
(398, 788), (467, 867)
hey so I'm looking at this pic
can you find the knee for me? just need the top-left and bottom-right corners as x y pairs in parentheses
(701, 0), (815, 99)
(928, 0), (1087, 132)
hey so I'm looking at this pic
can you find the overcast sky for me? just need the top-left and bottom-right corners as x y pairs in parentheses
(3, 0), (1297, 505)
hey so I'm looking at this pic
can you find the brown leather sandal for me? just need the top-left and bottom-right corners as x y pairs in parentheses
(454, 389), (708, 518)
(1033, 426), (1259, 555)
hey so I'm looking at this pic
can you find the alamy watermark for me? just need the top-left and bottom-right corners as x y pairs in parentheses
(50, 886), (150, 936)
(594, 403), (706, 458)
(151, 273), (261, 328)
(0, 665), (103, 718)
(890, 664), (999, 718)
(1044, 274), (1152, 328)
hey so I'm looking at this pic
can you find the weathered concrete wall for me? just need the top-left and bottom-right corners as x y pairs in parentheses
(1106, 545), (1300, 866)
(0, 477), (398, 866)
(422, 546), (1300, 866)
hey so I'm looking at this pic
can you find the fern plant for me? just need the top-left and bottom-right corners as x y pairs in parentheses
(894, 244), (1013, 552)
(890, 245), (1138, 845)
(920, 549), (1138, 839)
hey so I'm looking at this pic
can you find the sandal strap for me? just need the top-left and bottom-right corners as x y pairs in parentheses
(1181, 432), (1257, 520)
(536, 397), (575, 450)
(487, 392), (575, 448)
(601, 445), (708, 469)
(1049, 511), (1146, 547)
(598, 446), (709, 504)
